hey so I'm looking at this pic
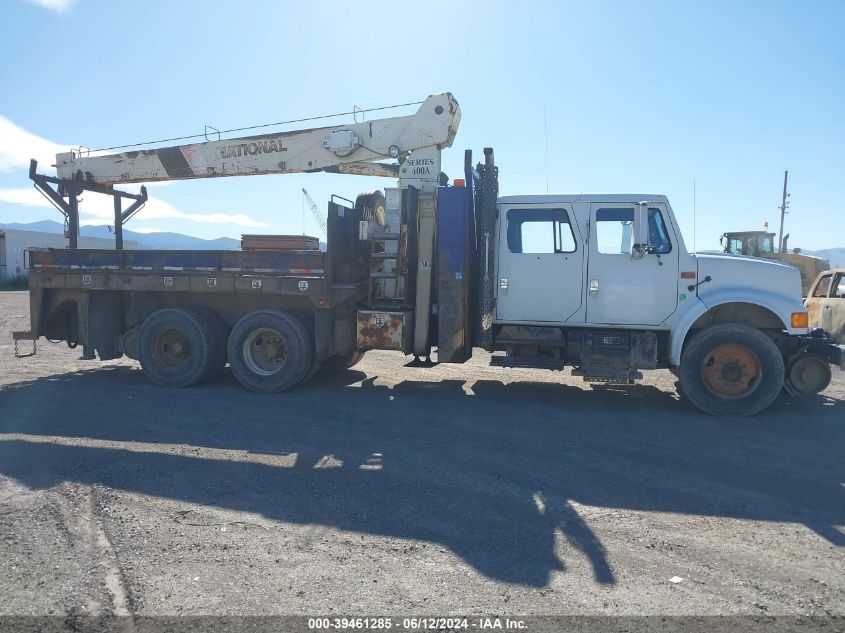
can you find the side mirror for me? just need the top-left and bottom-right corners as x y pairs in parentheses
(631, 243), (650, 260)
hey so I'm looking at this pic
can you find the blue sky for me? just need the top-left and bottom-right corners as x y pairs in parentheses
(0, 0), (842, 250)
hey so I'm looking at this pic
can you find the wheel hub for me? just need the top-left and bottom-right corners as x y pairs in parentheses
(701, 343), (761, 399)
(152, 327), (191, 369)
(243, 327), (288, 376)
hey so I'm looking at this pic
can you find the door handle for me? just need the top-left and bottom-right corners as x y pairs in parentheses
(589, 279), (599, 295)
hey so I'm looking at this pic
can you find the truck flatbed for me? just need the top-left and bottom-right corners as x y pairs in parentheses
(27, 248), (363, 306)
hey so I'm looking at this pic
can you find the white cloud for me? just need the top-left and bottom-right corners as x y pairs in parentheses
(77, 197), (270, 228)
(0, 188), (46, 207)
(0, 116), (171, 187)
(0, 115), (68, 172)
(0, 187), (269, 228)
(25, 0), (73, 12)
(123, 227), (165, 234)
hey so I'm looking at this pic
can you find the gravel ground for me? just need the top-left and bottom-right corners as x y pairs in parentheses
(0, 290), (843, 617)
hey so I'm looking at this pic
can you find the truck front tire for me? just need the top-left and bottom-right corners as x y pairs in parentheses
(227, 310), (314, 393)
(138, 308), (214, 388)
(680, 324), (785, 416)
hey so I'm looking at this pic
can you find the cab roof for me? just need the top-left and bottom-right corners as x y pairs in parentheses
(497, 194), (670, 204)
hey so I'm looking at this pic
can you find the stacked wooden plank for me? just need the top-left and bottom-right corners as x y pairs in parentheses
(241, 234), (320, 251)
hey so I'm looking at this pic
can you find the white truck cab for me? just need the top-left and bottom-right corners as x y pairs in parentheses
(492, 193), (839, 415)
(496, 194), (686, 327)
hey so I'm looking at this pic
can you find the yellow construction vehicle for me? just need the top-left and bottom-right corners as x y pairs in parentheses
(720, 230), (829, 296)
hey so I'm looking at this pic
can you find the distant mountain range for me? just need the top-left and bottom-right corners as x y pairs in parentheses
(802, 248), (845, 269)
(0, 220), (241, 250)
(2, 220), (839, 265)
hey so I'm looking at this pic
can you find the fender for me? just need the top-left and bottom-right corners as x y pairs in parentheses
(666, 288), (807, 366)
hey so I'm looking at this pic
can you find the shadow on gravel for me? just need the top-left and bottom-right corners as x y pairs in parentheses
(1, 365), (844, 588)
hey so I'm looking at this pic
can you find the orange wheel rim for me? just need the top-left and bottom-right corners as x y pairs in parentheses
(701, 343), (761, 399)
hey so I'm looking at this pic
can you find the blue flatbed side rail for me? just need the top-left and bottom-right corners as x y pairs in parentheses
(28, 248), (326, 276)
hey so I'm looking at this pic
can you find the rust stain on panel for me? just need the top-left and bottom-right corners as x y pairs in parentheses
(357, 311), (409, 351)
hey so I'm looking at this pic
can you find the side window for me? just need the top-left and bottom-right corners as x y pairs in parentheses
(595, 208), (634, 254)
(506, 209), (576, 254)
(647, 208), (672, 254)
(834, 275), (845, 298)
(812, 274), (833, 298)
(726, 238), (742, 254)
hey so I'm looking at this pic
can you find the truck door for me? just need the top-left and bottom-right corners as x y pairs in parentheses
(496, 204), (584, 322)
(586, 202), (679, 325)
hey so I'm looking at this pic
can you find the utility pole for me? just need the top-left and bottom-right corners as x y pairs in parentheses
(777, 170), (789, 253)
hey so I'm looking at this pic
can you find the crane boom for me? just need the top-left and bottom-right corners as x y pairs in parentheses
(30, 92), (459, 250)
(55, 93), (460, 192)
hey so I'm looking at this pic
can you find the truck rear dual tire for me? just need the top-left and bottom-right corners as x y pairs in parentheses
(138, 308), (218, 388)
(196, 308), (229, 380)
(227, 310), (315, 393)
(318, 351), (364, 373)
(679, 324), (785, 416)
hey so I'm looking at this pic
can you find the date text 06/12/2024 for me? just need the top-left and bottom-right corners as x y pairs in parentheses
(307, 617), (528, 630)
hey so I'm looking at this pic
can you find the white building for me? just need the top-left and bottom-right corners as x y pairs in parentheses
(0, 229), (138, 280)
